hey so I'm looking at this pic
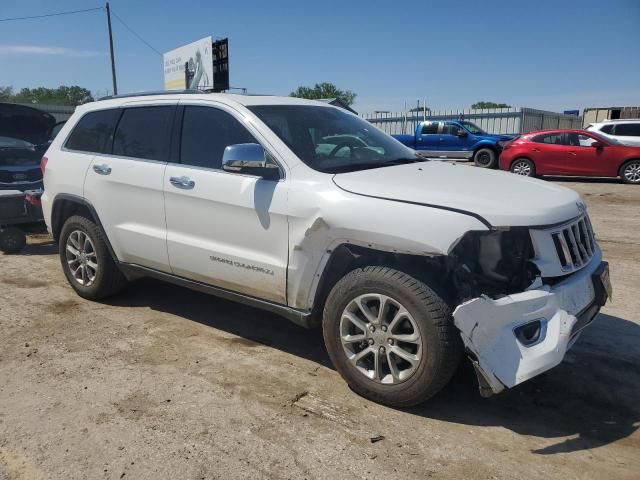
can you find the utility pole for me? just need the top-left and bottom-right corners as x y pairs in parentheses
(105, 2), (118, 95)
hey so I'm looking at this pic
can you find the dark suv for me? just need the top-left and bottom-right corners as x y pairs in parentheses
(0, 103), (62, 191)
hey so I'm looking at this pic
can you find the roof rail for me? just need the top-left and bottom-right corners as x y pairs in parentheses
(97, 89), (204, 101)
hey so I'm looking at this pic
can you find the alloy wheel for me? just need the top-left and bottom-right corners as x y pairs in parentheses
(512, 160), (532, 176)
(340, 293), (422, 384)
(65, 230), (98, 287)
(623, 162), (640, 183)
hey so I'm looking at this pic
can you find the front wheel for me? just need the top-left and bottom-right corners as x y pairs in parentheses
(620, 160), (640, 184)
(510, 158), (536, 177)
(322, 266), (461, 408)
(0, 226), (26, 254)
(473, 148), (497, 168)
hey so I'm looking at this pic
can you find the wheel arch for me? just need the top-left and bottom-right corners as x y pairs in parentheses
(51, 194), (118, 261)
(509, 156), (534, 170)
(308, 243), (449, 327)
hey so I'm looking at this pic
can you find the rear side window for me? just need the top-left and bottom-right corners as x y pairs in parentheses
(65, 109), (120, 153)
(421, 123), (438, 135)
(113, 106), (173, 161)
(180, 106), (256, 169)
(532, 133), (564, 145)
(615, 123), (640, 136)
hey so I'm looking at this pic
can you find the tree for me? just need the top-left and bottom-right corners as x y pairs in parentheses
(0, 86), (14, 101)
(409, 106), (431, 113)
(471, 101), (511, 109)
(290, 82), (356, 106)
(2, 85), (93, 106)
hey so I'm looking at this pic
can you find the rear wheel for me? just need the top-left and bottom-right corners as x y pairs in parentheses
(510, 158), (536, 177)
(0, 227), (26, 254)
(59, 215), (127, 300)
(473, 148), (497, 168)
(322, 266), (461, 407)
(620, 160), (640, 184)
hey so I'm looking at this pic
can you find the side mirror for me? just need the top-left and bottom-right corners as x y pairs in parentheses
(591, 141), (605, 149)
(222, 143), (280, 178)
(455, 130), (468, 137)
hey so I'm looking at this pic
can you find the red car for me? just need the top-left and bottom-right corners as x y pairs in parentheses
(499, 129), (640, 184)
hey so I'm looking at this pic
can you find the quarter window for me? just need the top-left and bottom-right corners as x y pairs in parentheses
(65, 109), (120, 153)
(600, 124), (614, 134)
(180, 106), (257, 169)
(112, 106), (173, 161)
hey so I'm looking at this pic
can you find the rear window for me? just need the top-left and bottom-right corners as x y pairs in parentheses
(112, 106), (173, 161)
(65, 109), (120, 153)
(615, 123), (640, 136)
(532, 133), (564, 145)
(421, 123), (438, 135)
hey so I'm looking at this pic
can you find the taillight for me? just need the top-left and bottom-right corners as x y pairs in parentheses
(41, 156), (48, 176)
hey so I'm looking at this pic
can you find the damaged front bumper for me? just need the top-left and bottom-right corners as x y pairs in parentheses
(453, 249), (610, 396)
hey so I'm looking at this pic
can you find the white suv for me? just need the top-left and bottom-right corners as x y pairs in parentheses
(586, 119), (640, 146)
(41, 92), (611, 406)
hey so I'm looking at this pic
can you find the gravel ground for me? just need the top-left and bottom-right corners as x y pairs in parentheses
(1, 178), (638, 480)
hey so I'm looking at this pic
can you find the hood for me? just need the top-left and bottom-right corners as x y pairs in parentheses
(332, 162), (583, 227)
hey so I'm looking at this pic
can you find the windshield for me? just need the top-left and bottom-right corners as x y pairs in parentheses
(247, 105), (421, 173)
(459, 121), (486, 134)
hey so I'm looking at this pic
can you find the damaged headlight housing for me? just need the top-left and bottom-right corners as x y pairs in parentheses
(450, 229), (539, 301)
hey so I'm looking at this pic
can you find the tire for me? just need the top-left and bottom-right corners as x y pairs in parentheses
(322, 266), (461, 408)
(510, 158), (536, 177)
(59, 215), (127, 300)
(473, 148), (497, 168)
(0, 227), (26, 254)
(620, 159), (640, 184)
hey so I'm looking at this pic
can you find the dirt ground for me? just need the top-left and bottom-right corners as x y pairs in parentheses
(1, 178), (639, 480)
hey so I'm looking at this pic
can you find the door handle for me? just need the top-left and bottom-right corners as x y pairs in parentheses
(92, 164), (111, 175)
(532, 148), (541, 152)
(169, 176), (195, 189)
(568, 151), (577, 156)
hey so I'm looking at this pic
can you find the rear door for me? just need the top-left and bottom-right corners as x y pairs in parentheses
(84, 102), (175, 271)
(529, 132), (570, 174)
(163, 102), (289, 304)
(416, 122), (441, 153)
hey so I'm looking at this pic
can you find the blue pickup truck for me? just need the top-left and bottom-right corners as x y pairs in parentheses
(392, 120), (514, 168)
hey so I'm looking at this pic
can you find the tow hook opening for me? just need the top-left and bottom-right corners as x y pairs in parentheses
(514, 319), (546, 347)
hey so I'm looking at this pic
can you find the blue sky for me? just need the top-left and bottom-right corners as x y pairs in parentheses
(1, 0), (639, 114)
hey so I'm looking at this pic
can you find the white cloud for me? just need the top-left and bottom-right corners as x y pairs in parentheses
(0, 45), (100, 57)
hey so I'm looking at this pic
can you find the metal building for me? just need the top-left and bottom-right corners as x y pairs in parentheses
(362, 107), (582, 136)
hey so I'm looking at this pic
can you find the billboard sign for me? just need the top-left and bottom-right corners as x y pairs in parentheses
(163, 36), (213, 90)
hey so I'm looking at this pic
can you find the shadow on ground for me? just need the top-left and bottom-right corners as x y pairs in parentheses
(109, 279), (640, 455)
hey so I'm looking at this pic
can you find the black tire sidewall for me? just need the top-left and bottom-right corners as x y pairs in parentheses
(0, 227), (26, 254)
(474, 148), (497, 168)
(323, 268), (458, 407)
(59, 216), (115, 299)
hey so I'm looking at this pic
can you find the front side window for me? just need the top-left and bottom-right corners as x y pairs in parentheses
(113, 106), (173, 161)
(615, 123), (640, 136)
(566, 132), (598, 147)
(532, 133), (565, 145)
(459, 121), (485, 134)
(66, 109), (120, 153)
(180, 106), (256, 169)
(248, 105), (419, 173)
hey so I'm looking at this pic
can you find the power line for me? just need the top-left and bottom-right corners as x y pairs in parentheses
(110, 9), (162, 56)
(0, 6), (103, 22)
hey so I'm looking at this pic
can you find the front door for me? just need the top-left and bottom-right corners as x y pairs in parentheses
(439, 122), (467, 153)
(163, 103), (289, 304)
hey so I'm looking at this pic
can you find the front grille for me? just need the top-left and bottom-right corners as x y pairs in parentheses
(551, 216), (596, 272)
